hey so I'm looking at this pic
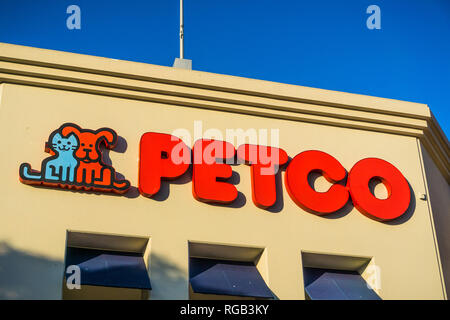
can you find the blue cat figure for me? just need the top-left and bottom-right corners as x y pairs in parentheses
(20, 132), (79, 183)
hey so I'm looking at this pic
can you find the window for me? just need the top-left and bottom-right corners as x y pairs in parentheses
(63, 231), (151, 300)
(304, 268), (381, 300)
(302, 252), (381, 300)
(188, 242), (274, 300)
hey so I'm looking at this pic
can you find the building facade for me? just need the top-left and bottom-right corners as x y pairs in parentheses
(0, 42), (449, 299)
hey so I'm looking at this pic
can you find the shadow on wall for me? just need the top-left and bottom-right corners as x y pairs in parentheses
(149, 253), (188, 300)
(0, 242), (64, 300)
(0, 242), (188, 300)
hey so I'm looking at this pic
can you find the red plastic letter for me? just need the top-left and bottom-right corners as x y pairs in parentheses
(192, 139), (237, 204)
(347, 158), (410, 221)
(237, 144), (288, 208)
(285, 150), (349, 214)
(139, 132), (190, 197)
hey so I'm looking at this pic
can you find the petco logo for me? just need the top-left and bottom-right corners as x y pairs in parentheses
(19, 122), (412, 223)
(19, 123), (130, 193)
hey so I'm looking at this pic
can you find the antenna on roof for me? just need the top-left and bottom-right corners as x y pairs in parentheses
(180, 0), (184, 59)
(173, 0), (192, 70)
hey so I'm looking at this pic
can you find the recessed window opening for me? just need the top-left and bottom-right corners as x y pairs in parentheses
(63, 231), (151, 300)
(302, 252), (381, 300)
(188, 241), (274, 300)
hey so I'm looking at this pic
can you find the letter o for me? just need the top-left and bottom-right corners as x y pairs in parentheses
(285, 150), (349, 215)
(347, 158), (410, 221)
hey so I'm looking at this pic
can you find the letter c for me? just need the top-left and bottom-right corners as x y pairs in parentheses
(285, 150), (349, 214)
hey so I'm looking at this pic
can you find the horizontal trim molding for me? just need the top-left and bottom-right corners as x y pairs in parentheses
(0, 42), (448, 182)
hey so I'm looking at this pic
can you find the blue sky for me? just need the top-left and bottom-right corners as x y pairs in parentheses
(0, 0), (449, 136)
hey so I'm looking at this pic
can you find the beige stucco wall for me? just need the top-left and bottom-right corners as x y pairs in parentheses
(0, 78), (447, 299)
(420, 143), (450, 298)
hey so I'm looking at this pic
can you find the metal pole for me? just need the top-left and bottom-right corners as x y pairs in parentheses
(180, 0), (184, 59)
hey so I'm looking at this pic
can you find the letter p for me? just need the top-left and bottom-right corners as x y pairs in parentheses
(139, 132), (190, 197)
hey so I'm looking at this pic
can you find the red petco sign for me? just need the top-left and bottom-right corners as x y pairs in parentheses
(20, 123), (411, 222)
(139, 132), (411, 222)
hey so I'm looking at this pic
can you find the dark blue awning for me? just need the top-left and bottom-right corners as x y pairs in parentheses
(65, 247), (151, 290)
(189, 258), (274, 298)
(304, 268), (381, 300)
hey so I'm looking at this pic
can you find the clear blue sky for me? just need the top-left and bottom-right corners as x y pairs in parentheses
(0, 0), (449, 136)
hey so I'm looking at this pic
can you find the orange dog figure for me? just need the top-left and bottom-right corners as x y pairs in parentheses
(61, 123), (130, 193)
